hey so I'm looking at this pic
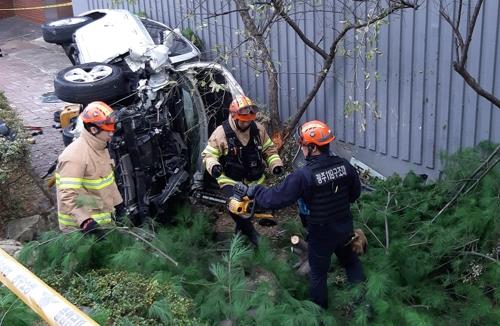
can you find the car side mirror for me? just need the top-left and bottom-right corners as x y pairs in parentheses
(162, 30), (176, 50)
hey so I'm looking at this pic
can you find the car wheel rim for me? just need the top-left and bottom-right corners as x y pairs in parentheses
(64, 65), (113, 83)
(49, 17), (88, 27)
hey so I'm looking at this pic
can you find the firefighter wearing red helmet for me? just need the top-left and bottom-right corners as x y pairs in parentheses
(235, 120), (365, 309)
(55, 101), (123, 236)
(202, 95), (284, 246)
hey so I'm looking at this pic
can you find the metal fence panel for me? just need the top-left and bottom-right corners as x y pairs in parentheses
(72, 0), (500, 178)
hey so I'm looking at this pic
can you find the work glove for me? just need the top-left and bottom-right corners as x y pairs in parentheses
(350, 228), (368, 255)
(233, 182), (248, 199)
(211, 164), (223, 178)
(114, 203), (126, 221)
(80, 218), (99, 234)
(272, 166), (284, 176)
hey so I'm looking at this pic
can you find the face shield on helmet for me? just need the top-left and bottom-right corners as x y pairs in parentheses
(229, 95), (259, 122)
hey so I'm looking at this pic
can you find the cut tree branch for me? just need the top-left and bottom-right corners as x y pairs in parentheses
(384, 191), (393, 254)
(410, 144), (500, 240)
(461, 251), (499, 264)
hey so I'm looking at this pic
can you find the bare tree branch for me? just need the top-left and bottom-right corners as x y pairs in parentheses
(271, 0), (329, 59)
(258, 9), (278, 36)
(439, 7), (464, 49)
(281, 1), (419, 143)
(454, 63), (500, 108)
(460, 0), (484, 68)
(456, 0), (463, 34)
(204, 8), (247, 20)
(440, 0), (500, 109)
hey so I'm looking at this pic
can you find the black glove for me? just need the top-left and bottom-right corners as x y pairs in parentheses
(80, 218), (99, 234)
(272, 166), (284, 176)
(114, 203), (126, 221)
(211, 165), (223, 178)
(233, 182), (249, 199)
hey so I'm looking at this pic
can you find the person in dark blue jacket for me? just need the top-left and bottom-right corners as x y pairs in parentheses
(237, 120), (365, 309)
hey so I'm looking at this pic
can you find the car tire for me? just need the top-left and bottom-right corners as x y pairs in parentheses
(42, 16), (93, 44)
(54, 63), (129, 105)
(62, 124), (75, 146)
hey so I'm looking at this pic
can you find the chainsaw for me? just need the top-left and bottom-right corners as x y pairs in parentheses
(227, 183), (276, 226)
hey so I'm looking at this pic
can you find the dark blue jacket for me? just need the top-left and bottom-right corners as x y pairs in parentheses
(253, 152), (361, 231)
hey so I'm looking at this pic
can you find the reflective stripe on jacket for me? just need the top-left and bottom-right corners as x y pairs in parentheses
(201, 117), (283, 187)
(56, 128), (123, 232)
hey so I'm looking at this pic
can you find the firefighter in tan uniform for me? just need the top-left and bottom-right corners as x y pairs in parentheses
(202, 95), (284, 245)
(56, 101), (123, 234)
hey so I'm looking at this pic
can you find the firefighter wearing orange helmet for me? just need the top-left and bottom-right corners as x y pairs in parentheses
(202, 95), (284, 246)
(235, 120), (365, 309)
(55, 101), (123, 235)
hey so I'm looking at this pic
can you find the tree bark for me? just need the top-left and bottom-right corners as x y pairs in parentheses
(233, 0), (281, 136)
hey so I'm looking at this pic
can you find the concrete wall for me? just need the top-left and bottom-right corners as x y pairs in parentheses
(0, 0), (15, 19)
(73, 0), (500, 179)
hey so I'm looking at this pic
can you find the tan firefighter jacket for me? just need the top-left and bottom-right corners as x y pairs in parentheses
(202, 117), (283, 187)
(56, 128), (123, 232)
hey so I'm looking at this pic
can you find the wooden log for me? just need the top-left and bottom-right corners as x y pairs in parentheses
(290, 235), (310, 276)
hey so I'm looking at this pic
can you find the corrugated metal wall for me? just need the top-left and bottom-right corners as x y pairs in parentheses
(73, 0), (500, 179)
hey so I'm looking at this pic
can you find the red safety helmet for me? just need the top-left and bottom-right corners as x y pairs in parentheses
(229, 95), (258, 122)
(298, 120), (335, 146)
(80, 101), (116, 132)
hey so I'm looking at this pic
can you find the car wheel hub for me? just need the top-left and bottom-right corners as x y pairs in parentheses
(64, 65), (113, 83)
(48, 17), (89, 27)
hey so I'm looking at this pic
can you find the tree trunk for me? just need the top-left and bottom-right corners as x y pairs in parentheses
(233, 0), (281, 138)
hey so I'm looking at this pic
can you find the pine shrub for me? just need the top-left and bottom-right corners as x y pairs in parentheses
(13, 143), (500, 325)
(0, 287), (39, 325)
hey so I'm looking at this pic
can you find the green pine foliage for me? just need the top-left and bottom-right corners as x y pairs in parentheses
(0, 287), (40, 326)
(350, 141), (500, 325)
(12, 142), (499, 324)
(40, 269), (198, 325)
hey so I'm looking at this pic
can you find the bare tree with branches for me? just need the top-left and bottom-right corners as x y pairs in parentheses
(439, 0), (500, 109)
(194, 0), (421, 146)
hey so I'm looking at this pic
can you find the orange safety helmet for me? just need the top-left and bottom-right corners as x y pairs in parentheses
(229, 95), (258, 122)
(80, 101), (116, 132)
(298, 120), (335, 146)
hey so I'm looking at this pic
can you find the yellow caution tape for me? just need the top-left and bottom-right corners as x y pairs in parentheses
(0, 248), (99, 326)
(0, 2), (72, 11)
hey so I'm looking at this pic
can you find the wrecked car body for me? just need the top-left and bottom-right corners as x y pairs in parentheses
(43, 9), (244, 223)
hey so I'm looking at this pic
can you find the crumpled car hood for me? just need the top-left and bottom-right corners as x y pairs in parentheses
(75, 9), (155, 64)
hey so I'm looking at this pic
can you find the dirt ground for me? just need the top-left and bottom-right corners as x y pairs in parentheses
(211, 203), (300, 243)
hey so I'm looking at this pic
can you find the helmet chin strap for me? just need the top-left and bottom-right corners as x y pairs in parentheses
(306, 144), (314, 158)
(235, 120), (251, 132)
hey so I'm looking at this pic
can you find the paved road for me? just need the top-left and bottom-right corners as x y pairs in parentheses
(0, 16), (72, 178)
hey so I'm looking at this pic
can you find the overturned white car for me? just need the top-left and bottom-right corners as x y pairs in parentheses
(43, 9), (245, 223)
